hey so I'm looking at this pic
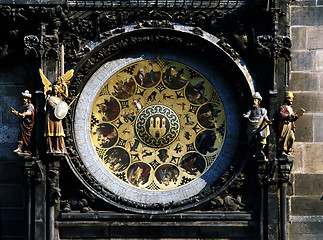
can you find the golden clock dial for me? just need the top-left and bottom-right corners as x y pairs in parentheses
(89, 59), (226, 191)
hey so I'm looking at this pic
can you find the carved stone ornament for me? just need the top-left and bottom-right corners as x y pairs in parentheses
(62, 24), (254, 213)
(0, 2), (258, 71)
(257, 35), (292, 60)
(48, 169), (61, 205)
(24, 35), (40, 57)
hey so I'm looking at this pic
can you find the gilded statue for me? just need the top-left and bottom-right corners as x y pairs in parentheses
(277, 91), (305, 157)
(40, 69), (74, 155)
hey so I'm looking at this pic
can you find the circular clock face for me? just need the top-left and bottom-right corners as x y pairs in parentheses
(88, 59), (226, 191)
(74, 54), (241, 207)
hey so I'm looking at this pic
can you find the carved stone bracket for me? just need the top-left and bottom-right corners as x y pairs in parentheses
(24, 159), (45, 185)
(48, 167), (61, 205)
(267, 155), (293, 184)
(256, 158), (268, 186)
(209, 173), (246, 211)
(257, 35), (291, 60)
(277, 155), (294, 183)
(61, 198), (91, 213)
(60, 186), (97, 213)
(268, 158), (278, 184)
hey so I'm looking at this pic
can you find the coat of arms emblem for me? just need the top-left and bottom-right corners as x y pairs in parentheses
(135, 105), (180, 148)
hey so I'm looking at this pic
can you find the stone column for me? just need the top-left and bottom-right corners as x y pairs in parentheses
(47, 159), (62, 240)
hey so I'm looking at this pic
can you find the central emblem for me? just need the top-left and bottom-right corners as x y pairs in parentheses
(135, 105), (180, 148)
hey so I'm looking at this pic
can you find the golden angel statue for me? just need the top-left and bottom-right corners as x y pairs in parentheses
(40, 68), (74, 155)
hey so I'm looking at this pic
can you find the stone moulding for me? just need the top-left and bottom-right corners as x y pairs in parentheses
(64, 23), (254, 213)
(67, 0), (247, 10)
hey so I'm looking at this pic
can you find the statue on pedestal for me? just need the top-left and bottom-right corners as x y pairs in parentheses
(11, 90), (35, 156)
(277, 91), (304, 157)
(243, 92), (270, 158)
(40, 69), (74, 156)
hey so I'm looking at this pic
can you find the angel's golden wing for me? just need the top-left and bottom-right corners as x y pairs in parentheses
(39, 69), (51, 96)
(59, 69), (74, 85)
(57, 69), (74, 99)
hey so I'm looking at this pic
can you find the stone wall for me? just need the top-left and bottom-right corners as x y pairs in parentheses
(289, 0), (323, 239)
(0, 66), (26, 240)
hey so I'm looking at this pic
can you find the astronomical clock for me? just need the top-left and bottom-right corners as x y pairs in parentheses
(88, 58), (225, 191)
(68, 26), (252, 213)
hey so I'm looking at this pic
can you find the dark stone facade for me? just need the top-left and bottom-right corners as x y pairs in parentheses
(0, 0), (321, 239)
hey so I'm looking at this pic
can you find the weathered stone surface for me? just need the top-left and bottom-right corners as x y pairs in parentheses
(290, 196), (323, 216)
(307, 27), (323, 50)
(320, 77), (323, 91)
(291, 27), (307, 51)
(291, 142), (303, 173)
(0, 184), (24, 208)
(291, 196), (323, 215)
(267, 187), (280, 240)
(291, 7), (323, 26)
(315, 50), (323, 72)
(291, 16), (323, 240)
(289, 219), (323, 240)
(294, 113), (313, 142)
(289, 233), (323, 240)
(291, 51), (315, 72)
(303, 143), (323, 173)
(291, 0), (317, 6)
(293, 174), (323, 195)
(313, 114), (323, 142)
(290, 72), (320, 91)
(293, 92), (323, 113)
